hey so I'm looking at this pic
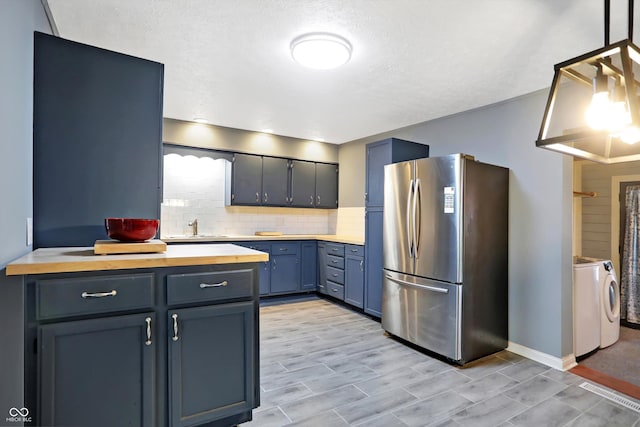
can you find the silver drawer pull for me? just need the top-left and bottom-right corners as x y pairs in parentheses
(332, 273), (339, 277)
(199, 281), (228, 288)
(331, 260), (339, 263)
(351, 249), (359, 252)
(81, 290), (117, 298)
(331, 289), (338, 292)
(279, 248), (288, 251)
(145, 317), (152, 346)
(172, 313), (179, 341)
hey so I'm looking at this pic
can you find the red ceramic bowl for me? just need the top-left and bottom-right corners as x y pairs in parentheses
(105, 218), (159, 242)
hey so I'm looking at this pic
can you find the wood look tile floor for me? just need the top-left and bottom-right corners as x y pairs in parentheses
(242, 296), (640, 427)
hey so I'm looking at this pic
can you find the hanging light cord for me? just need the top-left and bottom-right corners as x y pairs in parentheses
(605, 0), (610, 45)
(629, 0), (634, 41)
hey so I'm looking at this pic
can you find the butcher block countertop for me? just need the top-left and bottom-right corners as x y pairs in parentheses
(162, 234), (365, 246)
(6, 243), (269, 276)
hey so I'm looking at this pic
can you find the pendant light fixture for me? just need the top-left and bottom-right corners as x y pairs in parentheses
(536, 0), (640, 163)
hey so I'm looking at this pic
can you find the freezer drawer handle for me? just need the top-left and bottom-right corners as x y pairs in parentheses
(199, 281), (228, 288)
(385, 275), (449, 294)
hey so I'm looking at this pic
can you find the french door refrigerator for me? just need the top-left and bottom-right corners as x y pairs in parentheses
(382, 154), (509, 364)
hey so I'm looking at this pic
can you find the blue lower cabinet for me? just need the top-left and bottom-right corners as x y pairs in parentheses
(317, 242), (328, 294)
(301, 241), (317, 290)
(270, 242), (301, 294)
(235, 242), (271, 295)
(345, 246), (365, 309)
(28, 263), (260, 427)
(39, 313), (156, 427)
(168, 302), (254, 427)
(365, 209), (383, 317)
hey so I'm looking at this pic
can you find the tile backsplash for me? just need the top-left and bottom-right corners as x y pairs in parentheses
(161, 153), (364, 238)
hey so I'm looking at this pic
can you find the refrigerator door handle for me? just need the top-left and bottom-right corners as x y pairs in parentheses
(406, 179), (414, 258)
(413, 178), (421, 259)
(385, 274), (449, 294)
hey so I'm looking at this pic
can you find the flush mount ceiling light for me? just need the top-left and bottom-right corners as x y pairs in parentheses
(537, 0), (640, 164)
(193, 117), (209, 124)
(290, 33), (352, 69)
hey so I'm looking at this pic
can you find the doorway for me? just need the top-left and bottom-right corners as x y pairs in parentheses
(573, 165), (640, 398)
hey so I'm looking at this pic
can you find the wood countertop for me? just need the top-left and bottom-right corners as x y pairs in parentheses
(6, 244), (269, 276)
(162, 234), (365, 246)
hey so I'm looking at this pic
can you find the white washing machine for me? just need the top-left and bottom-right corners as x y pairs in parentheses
(573, 257), (603, 357)
(600, 260), (620, 348)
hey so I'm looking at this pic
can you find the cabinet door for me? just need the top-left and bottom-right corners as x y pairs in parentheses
(315, 163), (339, 208)
(169, 302), (254, 427)
(364, 209), (383, 317)
(271, 253), (300, 294)
(39, 313), (155, 427)
(317, 242), (328, 295)
(300, 241), (317, 290)
(365, 141), (391, 208)
(290, 160), (316, 208)
(254, 244), (271, 296)
(345, 254), (365, 309)
(231, 153), (263, 205)
(262, 157), (289, 206)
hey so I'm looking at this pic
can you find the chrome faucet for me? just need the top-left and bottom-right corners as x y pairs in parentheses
(188, 219), (198, 236)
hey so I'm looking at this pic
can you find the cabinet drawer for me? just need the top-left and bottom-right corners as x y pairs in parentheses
(326, 255), (345, 269)
(36, 273), (154, 320)
(326, 266), (345, 285)
(325, 243), (344, 257)
(167, 268), (254, 305)
(326, 281), (345, 300)
(271, 242), (300, 254)
(346, 244), (364, 257)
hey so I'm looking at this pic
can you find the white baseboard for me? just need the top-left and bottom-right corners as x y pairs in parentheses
(507, 341), (577, 371)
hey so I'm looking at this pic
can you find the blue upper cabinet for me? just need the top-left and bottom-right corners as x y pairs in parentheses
(261, 157), (289, 206)
(231, 153), (263, 205)
(232, 157), (338, 208)
(290, 160), (316, 208)
(315, 163), (339, 209)
(33, 32), (164, 248)
(365, 138), (430, 208)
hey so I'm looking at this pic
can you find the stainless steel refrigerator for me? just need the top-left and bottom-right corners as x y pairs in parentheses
(382, 154), (509, 364)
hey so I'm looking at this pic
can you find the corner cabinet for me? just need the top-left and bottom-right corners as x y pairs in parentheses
(364, 138), (429, 317)
(21, 263), (260, 427)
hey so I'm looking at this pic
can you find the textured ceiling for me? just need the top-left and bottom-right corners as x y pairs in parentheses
(45, 0), (635, 144)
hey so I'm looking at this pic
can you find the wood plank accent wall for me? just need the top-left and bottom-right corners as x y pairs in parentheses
(580, 160), (640, 260)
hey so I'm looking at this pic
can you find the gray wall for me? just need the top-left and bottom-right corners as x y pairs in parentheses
(0, 0), (51, 268)
(340, 90), (574, 358)
(164, 118), (339, 163)
(0, 0), (52, 418)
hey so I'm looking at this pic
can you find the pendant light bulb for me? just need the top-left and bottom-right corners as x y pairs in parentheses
(619, 126), (640, 144)
(586, 91), (613, 130)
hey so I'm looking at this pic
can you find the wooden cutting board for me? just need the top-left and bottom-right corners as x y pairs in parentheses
(255, 231), (283, 236)
(94, 239), (167, 255)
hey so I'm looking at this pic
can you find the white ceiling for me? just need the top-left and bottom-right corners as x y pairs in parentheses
(45, 0), (635, 144)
